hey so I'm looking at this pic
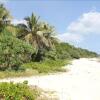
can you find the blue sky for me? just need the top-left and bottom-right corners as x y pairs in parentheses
(2, 0), (100, 53)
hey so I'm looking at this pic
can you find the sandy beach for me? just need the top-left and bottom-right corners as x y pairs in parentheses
(0, 58), (100, 100)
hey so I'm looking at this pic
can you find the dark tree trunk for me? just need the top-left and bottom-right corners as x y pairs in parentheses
(31, 49), (45, 62)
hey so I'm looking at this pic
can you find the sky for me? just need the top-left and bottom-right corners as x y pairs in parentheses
(1, 0), (100, 53)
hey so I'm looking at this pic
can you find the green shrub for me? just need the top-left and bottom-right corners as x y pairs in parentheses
(55, 42), (98, 59)
(0, 32), (34, 70)
(22, 59), (69, 73)
(0, 81), (39, 100)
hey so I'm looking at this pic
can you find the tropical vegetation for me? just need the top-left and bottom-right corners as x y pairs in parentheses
(0, 81), (39, 100)
(0, 3), (98, 100)
(0, 4), (98, 75)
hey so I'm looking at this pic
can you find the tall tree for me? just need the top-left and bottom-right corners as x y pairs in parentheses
(0, 4), (11, 32)
(17, 13), (57, 61)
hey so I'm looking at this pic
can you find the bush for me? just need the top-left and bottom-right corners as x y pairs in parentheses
(0, 32), (34, 70)
(55, 42), (98, 59)
(0, 82), (39, 100)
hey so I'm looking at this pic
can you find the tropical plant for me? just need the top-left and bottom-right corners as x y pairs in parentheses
(0, 4), (11, 32)
(0, 82), (38, 99)
(17, 13), (57, 61)
(0, 30), (34, 70)
(55, 42), (97, 59)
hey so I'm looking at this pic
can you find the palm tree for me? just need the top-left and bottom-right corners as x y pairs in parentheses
(17, 13), (56, 61)
(0, 4), (11, 32)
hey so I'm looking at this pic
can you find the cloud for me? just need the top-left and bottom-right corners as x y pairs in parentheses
(68, 11), (100, 35)
(57, 11), (100, 43)
(57, 33), (83, 43)
(11, 19), (27, 25)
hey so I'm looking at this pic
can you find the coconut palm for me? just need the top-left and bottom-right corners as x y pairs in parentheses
(39, 22), (58, 48)
(0, 4), (11, 32)
(17, 13), (57, 61)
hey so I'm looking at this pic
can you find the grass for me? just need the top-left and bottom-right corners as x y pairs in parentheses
(0, 59), (70, 79)
(0, 81), (58, 100)
(0, 70), (39, 79)
(22, 59), (70, 73)
(0, 81), (39, 100)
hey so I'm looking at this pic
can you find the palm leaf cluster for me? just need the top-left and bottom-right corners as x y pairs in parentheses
(0, 4), (11, 32)
(17, 13), (57, 61)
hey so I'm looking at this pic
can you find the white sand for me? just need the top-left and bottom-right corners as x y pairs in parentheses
(0, 58), (100, 100)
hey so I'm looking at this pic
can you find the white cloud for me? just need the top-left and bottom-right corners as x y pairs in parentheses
(57, 11), (100, 43)
(11, 19), (27, 25)
(68, 11), (100, 35)
(57, 33), (83, 43)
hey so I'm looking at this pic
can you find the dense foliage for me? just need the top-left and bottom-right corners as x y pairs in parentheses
(0, 82), (38, 100)
(0, 30), (34, 70)
(55, 43), (97, 59)
(0, 4), (98, 72)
